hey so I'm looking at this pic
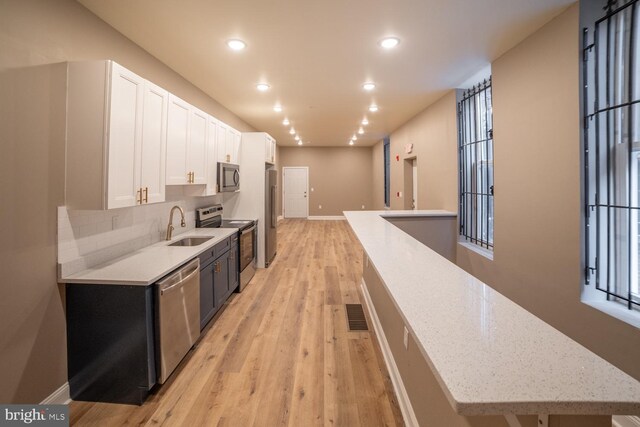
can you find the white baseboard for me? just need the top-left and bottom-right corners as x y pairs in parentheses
(307, 216), (346, 220)
(40, 382), (70, 405)
(277, 215), (283, 221)
(614, 416), (640, 427)
(360, 279), (418, 427)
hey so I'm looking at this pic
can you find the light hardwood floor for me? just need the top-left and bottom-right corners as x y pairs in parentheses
(70, 219), (404, 426)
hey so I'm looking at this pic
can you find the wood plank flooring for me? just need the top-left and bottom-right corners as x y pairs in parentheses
(69, 219), (404, 427)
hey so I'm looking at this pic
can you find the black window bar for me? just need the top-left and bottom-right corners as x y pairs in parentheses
(458, 78), (494, 250)
(583, 0), (640, 309)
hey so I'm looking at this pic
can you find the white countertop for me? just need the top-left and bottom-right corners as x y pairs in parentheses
(61, 228), (237, 286)
(345, 210), (640, 416)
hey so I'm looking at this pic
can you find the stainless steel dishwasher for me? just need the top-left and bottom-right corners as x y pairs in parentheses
(155, 258), (200, 384)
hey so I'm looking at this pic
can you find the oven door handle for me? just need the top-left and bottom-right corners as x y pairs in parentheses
(241, 225), (256, 235)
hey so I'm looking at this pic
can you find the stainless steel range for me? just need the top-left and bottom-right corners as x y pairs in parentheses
(196, 205), (256, 291)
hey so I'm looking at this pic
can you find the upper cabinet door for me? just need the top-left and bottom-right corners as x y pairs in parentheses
(106, 63), (144, 209)
(140, 82), (168, 204)
(188, 107), (207, 185)
(166, 95), (190, 185)
(265, 137), (276, 164)
(216, 122), (228, 163)
(232, 129), (241, 164)
(205, 117), (218, 195)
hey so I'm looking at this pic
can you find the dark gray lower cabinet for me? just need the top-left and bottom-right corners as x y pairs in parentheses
(199, 255), (216, 330)
(66, 284), (155, 405)
(213, 251), (229, 309)
(229, 235), (239, 292)
(199, 234), (240, 330)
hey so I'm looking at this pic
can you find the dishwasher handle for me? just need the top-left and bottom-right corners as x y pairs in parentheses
(158, 258), (200, 295)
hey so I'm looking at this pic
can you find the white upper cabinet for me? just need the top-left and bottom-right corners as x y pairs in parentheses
(166, 95), (189, 185)
(139, 81), (168, 204)
(188, 107), (207, 185)
(216, 122), (229, 163)
(227, 127), (241, 164)
(265, 136), (276, 164)
(166, 95), (208, 185)
(216, 121), (241, 164)
(66, 60), (167, 210)
(204, 117), (219, 196)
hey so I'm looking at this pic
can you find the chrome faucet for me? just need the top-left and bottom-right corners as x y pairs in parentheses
(166, 205), (186, 240)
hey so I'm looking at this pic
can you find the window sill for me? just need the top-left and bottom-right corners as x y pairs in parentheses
(458, 240), (494, 261)
(581, 299), (640, 329)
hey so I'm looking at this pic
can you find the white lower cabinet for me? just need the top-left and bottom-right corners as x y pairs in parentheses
(66, 60), (167, 210)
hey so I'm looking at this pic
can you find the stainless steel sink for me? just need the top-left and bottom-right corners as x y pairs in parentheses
(168, 237), (213, 247)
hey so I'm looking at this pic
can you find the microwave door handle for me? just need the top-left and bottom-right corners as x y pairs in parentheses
(233, 169), (240, 186)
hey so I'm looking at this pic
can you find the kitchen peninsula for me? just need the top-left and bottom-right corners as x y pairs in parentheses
(345, 210), (640, 427)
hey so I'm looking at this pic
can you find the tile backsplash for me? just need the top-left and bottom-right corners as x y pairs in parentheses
(57, 192), (222, 278)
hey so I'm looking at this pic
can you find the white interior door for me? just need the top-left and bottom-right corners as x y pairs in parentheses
(412, 159), (418, 210)
(283, 167), (308, 218)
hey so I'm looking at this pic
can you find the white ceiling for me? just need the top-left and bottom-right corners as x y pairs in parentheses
(78, 0), (574, 146)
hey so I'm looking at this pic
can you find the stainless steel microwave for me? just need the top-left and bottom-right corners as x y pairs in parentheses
(217, 162), (240, 192)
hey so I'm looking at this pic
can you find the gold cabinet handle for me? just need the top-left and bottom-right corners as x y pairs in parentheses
(143, 187), (148, 203)
(214, 261), (220, 273)
(136, 188), (142, 204)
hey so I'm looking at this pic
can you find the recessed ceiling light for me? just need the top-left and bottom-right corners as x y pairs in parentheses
(362, 118), (369, 125)
(358, 128), (364, 134)
(273, 105), (282, 112)
(352, 135), (357, 141)
(294, 135), (300, 141)
(362, 82), (376, 91)
(283, 118), (290, 126)
(369, 105), (379, 112)
(297, 141), (303, 146)
(227, 39), (246, 51)
(256, 83), (270, 92)
(379, 37), (400, 49)
(349, 141), (354, 146)
(289, 128), (295, 135)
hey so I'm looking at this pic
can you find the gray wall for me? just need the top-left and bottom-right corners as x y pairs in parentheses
(371, 3), (640, 381)
(0, 0), (254, 403)
(278, 147), (373, 217)
(458, 3), (640, 381)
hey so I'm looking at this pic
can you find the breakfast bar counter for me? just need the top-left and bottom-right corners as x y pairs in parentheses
(345, 210), (640, 426)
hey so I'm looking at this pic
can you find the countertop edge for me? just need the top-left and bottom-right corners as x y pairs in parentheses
(60, 228), (238, 286)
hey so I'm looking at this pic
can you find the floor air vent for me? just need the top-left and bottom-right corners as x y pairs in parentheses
(346, 304), (369, 331)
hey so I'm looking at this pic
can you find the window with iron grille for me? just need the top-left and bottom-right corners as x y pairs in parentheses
(457, 78), (494, 250)
(583, 0), (640, 311)
(383, 137), (391, 207)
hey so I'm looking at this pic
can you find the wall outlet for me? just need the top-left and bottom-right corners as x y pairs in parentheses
(311, 187), (314, 192)
(403, 326), (409, 350)
(361, 205), (365, 209)
(319, 204), (322, 209)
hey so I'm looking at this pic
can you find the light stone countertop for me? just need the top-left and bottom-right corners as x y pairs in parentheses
(60, 228), (238, 286)
(344, 210), (640, 416)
